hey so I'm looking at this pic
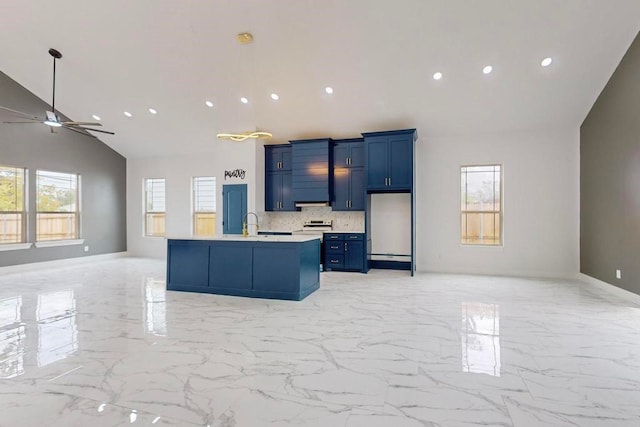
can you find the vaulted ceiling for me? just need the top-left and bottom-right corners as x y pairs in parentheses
(1, 0), (639, 158)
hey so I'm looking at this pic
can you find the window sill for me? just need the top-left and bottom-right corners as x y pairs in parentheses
(35, 239), (85, 248)
(0, 243), (33, 252)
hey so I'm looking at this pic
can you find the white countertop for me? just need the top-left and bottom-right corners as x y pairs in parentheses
(168, 235), (320, 243)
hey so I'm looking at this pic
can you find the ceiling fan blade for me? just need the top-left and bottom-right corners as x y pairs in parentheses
(64, 125), (114, 135)
(62, 121), (103, 127)
(3, 121), (43, 124)
(0, 106), (41, 120)
(63, 125), (96, 138)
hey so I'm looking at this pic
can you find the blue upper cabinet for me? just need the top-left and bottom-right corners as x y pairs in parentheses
(333, 139), (365, 211)
(265, 144), (291, 172)
(291, 138), (331, 202)
(333, 138), (364, 168)
(362, 129), (416, 191)
(265, 145), (295, 211)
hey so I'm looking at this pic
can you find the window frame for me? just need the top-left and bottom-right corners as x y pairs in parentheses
(35, 169), (81, 242)
(460, 164), (503, 247)
(0, 164), (28, 245)
(144, 178), (166, 238)
(191, 176), (217, 238)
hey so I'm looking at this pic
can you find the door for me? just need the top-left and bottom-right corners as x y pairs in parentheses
(223, 184), (247, 234)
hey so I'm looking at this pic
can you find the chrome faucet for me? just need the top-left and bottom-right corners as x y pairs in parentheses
(242, 212), (259, 236)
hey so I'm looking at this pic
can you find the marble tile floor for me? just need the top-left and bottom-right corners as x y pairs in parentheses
(0, 258), (639, 426)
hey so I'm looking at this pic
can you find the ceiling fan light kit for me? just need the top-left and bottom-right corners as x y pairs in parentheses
(0, 48), (115, 137)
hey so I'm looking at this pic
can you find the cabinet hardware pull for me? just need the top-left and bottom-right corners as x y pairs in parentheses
(331, 260), (339, 263)
(346, 200), (349, 208)
(388, 177), (391, 186)
(350, 236), (357, 239)
(331, 236), (338, 239)
(331, 245), (339, 249)
(344, 243), (347, 251)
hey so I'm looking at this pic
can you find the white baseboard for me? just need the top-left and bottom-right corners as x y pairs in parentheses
(579, 273), (640, 305)
(0, 252), (129, 275)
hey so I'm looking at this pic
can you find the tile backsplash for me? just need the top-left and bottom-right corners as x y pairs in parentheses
(260, 207), (364, 232)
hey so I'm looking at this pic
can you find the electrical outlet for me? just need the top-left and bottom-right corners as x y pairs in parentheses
(84, 246), (89, 252)
(616, 269), (622, 279)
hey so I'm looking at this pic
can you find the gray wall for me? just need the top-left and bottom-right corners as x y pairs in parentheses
(0, 71), (126, 266)
(581, 32), (640, 294)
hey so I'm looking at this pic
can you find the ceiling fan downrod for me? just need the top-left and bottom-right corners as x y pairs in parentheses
(48, 48), (62, 114)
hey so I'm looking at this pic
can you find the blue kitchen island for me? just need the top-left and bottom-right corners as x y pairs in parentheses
(166, 235), (320, 301)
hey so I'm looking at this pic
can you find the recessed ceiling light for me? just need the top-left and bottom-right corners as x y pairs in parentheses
(270, 93), (279, 101)
(433, 72), (443, 80)
(205, 100), (214, 108)
(92, 114), (101, 121)
(124, 111), (132, 117)
(325, 86), (334, 94)
(149, 108), (157, 115)
(483, 65), (493, 74)
(240, 97), (249, 104)
(541, 57), (553, 67)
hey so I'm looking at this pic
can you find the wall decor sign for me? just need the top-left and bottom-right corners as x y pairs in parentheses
(225, 169), (246, 180)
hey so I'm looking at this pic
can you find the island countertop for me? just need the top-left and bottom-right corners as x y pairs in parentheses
(167, 234), (319, 243)
(166, 236), (320, 301)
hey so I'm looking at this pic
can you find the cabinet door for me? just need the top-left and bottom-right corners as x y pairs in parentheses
(388, 136), (413, 189)
(209, 245), (253, 289)
(265, 147), (281, 171)
(281, 172), (295, 211)
(366, 139), (389, 189)
(349, 141), (365, 168)
(280, 147), (292, 171)
(349, 167), (365, 211)
(168, 242), (210, 288)
(334, 143), (349, 167)
(344, 241), (364, 271)
(333, 167), (350, 211)
(265, 172), (280, 211)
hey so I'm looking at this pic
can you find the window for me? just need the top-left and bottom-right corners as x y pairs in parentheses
(0, 165), (26, 244)
(36, 170), (79, 241)
(144, 178), (165, 237)
(192, 177), (216, 237)
(461, 165), (502, 245)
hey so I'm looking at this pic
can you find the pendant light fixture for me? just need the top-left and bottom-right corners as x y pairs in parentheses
(217, 32), (272, 142)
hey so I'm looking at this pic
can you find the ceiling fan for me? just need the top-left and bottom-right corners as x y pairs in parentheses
(0, 48), (114, 137)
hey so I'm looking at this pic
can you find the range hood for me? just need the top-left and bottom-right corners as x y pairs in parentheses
(295, 201), (331, 208)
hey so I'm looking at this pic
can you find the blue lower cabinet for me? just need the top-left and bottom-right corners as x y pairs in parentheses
(325, 254), (344, 269)
(253, 247), (299, 293)
(323, 233), (365, 272)
(167, 239), (320, 300)
(344, 241), (364, 271)
(167, 241), (209, 288)
(209, 245), (253, 290)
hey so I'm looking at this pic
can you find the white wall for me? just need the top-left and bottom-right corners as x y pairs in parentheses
(414, 127), (580, 278)
(127, 140), (261, 259)
(126, 127), (580, 278)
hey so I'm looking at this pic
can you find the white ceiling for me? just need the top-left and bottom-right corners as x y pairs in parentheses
(1, 0), (639, 158)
